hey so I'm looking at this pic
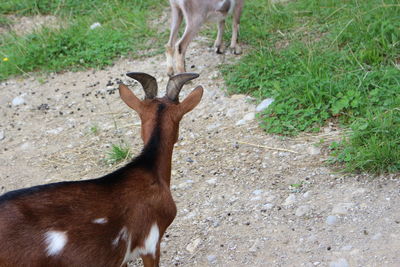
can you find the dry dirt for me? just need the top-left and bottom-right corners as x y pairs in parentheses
(0, 35), (399, 267)
(0, 15), (59, 35)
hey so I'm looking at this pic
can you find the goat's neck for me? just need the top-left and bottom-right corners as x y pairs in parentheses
(141, 120), (176, 187)
(154, 136), (174, 187)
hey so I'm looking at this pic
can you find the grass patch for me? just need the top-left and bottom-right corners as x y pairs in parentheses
(222, 0), (400, 173)
(0, 0), (167, 80)
(107, 144), (131, 164)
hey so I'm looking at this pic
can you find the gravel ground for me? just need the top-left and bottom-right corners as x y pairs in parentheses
(0, 37), (399, 267)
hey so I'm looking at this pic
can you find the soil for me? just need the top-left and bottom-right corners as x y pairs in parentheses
(0, 34), (399, 267)
(0, 15), (59, 35)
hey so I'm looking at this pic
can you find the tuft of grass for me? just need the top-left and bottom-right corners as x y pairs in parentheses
(222, 0), (400, 173)
(0, 0), (167, 80)
(329, 109), (400, 174)
(90, 125), (99, 135)
(107, 144), (131, 164)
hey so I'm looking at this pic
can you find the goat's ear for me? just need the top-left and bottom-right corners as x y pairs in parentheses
(119, 83), (143, 113)
(179, 86), (203, 115)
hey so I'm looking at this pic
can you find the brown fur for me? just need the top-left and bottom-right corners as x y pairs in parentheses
(0, 73), (203, 267)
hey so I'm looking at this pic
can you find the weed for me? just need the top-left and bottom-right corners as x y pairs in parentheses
(90, 125), (99, 135)
(330, 109), (400, 174)
(107, 144), (131, 164)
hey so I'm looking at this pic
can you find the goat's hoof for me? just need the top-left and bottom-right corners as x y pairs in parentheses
(167, 68), (174, 77)
(215, 46), (224, 54)
(230, 46), (242, 55)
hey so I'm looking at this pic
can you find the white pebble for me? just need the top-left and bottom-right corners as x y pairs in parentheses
(252, 189), (263, 195)
(207, 255), (217, 264)
(329, 258), (349, 267)
(12, 96), (25, 106)
(326, 215), (338, 225)
(256, 98), (274, 112)
(243, 112), (255, 121)
(283, 194), (296, 206)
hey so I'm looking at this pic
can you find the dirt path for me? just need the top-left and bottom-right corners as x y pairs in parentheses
(0, 37), (399, 267)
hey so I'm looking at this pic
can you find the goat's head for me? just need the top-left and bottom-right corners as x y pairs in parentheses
(118, 72), (203, 144)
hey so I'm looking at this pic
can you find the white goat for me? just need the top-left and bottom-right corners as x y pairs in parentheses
(165, 0), (244, 76)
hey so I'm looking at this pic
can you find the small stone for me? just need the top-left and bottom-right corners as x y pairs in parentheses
(20, 142), (31, 150)
(329, 258), (349, 267)
(313, 262), (321, 266)
(206, 254), (217, 264)
(231, 94), (246, 100)
(235, 119), (246, 126)
(90, 22), (101, 30)
(303, 191), (311, 198)
(206, 122), (221, 131)
(262, 203), (274, 210)
(341, 245), (353, 251)
(206, 178), (217, 185)
(332, 203), (354, 215)
(283, 194), (296, 206)
(252, 189), (263, 195)
(371, 233), (382, 240)
(186, 238), (201, 253)
(251, 196), (262, 201)
(12, 96), (25, 106)
(256, 98), (274, 112)
(307, 146), (321, 155)
(0, 130), (4, 141)
(295, 205), (310, 217)
(243, 112), (255, 121)
(46, 127), (64, 135)
(326, 215), (338, 225)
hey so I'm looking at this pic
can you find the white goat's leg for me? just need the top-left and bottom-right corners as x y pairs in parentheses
(166, 5), (183, 76)
(230, 0), (244, 55)
(174, 21), (201, 74)
(214, 19), (225, 54)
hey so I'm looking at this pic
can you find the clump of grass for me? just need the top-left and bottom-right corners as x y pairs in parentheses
(330, 109), (400, 174)
(222, 0), (400, 173)
(107, 144), (131, 164)
(0, 0), (167, 80)
(90, 125), (99, 135)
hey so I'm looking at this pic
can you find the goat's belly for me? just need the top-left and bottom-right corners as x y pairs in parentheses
(206, 11), (226, 23)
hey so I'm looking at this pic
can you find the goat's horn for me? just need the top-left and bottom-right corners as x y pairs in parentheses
(166, 73), (200, 101)
(126, 72), (158, 99)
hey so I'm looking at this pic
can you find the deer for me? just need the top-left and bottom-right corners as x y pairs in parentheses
(165, 0), (244, 76)
(0, 72), (203, 267)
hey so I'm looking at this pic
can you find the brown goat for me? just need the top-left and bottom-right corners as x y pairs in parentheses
(0, 72), (203, 267)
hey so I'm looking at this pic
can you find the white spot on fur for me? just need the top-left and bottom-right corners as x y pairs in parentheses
(143, 223), (160, 257)
(44, 231), (67, 256)
(92, 218), (108, 224)
(113, 226), (128, 247)
(119, 223), (160, 266)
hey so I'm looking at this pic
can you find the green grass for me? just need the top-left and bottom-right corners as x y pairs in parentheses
(0, 0), (167, 80)
(107, 144), (131, 164)
(89, 124), (99, 135)
(222, 0), (400, 174)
